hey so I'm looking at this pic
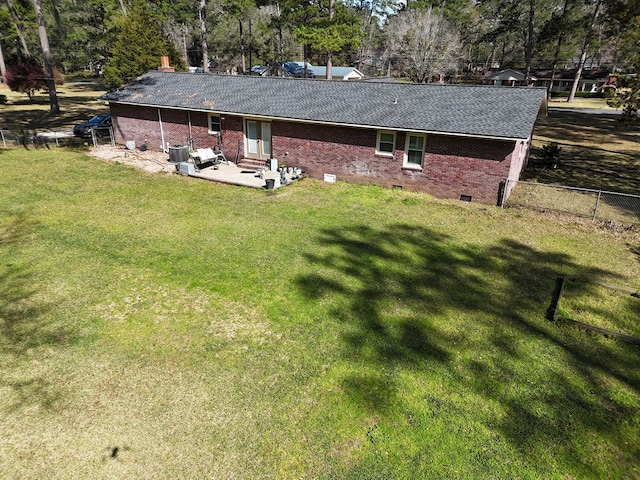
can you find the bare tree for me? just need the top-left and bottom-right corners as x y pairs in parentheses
(386, 8), (462, 83)
(32, 0), (59, 113)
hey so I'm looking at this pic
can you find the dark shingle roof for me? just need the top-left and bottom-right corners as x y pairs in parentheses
(100, 71), (546, 140)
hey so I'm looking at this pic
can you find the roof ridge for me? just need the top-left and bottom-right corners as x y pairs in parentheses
(144, 70), (547, 91)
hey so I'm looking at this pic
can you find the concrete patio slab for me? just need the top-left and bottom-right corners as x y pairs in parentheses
(178, 161), (302, 190)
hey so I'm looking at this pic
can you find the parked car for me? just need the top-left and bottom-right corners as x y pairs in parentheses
(73, 114), (112, 138)
(282, 62), (315, 78)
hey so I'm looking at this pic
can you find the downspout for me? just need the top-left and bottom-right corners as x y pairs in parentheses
(188, 111), (193, 149)
(158, 108), (165, 151)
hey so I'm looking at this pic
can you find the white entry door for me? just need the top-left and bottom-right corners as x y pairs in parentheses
(245, 120), (272, 160)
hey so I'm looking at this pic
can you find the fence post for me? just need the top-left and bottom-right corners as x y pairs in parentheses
(592, 190), (602, 221)
(91, 128), (97, 148)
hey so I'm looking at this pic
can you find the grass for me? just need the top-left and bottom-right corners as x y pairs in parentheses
(557, 279), (640, 338)
(0, 79), (108, 131)
(1, 147), (639, 479)
(525, 109), (640, 194)
(547, 96), (618, 110)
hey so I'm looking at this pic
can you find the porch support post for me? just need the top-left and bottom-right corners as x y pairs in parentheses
(158, 108), (165, 151)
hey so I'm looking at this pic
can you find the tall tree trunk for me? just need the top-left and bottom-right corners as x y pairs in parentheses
(239, 19), (246, 74)
(199, 0), (209, 72)
(278, 24), (283, 74)
(32, 0), (59, 114)
(568, 0), (602, 103)
(0, 40), (6, 81)
(5, 0), (31, 58)
(117, 0), (127, 15)
(47, 0), (63, 31)
(524, 0), (535, 83)
(549, 0), (572, 99)
(182, 25), (189, 67)
(326, 0), (335, 80)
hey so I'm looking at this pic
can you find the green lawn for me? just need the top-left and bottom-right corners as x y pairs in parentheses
(525, 109), (640, 194)
(0, 80), (109, 131)
(557, 278), (640, 338)
(1, 148), (639, 478)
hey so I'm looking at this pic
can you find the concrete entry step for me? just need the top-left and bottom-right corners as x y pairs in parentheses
(236, 157), (267, 171)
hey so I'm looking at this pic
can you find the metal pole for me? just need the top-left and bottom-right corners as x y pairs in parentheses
(592, 190), (601, 221)
(1, 130), (6, 148)
(158, 108), (165, 151)
(91, 128), (97, 147)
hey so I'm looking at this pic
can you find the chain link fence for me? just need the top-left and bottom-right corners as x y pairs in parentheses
(0, 128), (114, 149)
(503, 180), (640, 226)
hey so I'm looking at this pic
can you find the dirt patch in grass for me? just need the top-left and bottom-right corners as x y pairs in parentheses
(88, 145), (176, 174)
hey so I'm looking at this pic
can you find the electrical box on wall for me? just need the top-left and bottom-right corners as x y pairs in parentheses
(324, 174), (337, 183)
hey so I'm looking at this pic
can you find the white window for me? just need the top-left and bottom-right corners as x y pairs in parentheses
(404, 134), (426, 168)
(208, 114), (221, 133)
(376, 131), (396, 156)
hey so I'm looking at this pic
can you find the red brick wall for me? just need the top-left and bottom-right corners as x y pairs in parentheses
(109, 103), (521, 205)
(271, 121), (516, 204)
(109, 104), (242, 161)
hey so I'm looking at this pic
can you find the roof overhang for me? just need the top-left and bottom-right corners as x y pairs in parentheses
(105, 99), (534, 142)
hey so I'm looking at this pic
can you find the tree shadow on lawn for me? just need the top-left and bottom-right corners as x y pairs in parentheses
(535, 111), (640, 150)
(1, 104), (109, 131)
(0, 215), (71, 412)
(524, 145), (640, 194)
(296, 224), (640, 469)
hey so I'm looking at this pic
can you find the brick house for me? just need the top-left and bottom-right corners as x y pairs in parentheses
(100, 70), (546, 205)
(484, 68), (613, 93)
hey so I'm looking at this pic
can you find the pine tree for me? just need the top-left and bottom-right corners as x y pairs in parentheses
(103, 7), (185, 89)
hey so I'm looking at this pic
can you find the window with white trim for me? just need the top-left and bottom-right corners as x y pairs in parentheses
(208, 114), (221, 133)
(404, 133), (426, 168)
(376, 130), (396, 156)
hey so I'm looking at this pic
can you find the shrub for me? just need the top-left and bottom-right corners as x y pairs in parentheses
(541, 143), (562, 168)
(5, 62), (47, 102)
(549, 90), (606, 99)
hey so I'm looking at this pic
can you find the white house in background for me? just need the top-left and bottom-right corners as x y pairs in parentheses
(293, 62), (365, 80)
(483, 69), (534, 87)
(483, 68), (614, 93)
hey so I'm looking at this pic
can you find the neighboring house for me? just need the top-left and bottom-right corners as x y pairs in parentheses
(292, 62), (365, 80)
(100, 69), (546, 205)
(483, 69), (533, 87)
(484, 68), (613, 93)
